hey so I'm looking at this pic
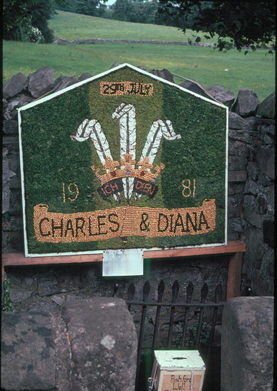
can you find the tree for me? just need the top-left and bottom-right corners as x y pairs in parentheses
(112, 0), (135, 22)
(157, 0), (276, 51)
(54, 0), (78, 12)
(112, 0), (158, 24)
(72, 0), (107, 16)
(3, 0), (57, 42)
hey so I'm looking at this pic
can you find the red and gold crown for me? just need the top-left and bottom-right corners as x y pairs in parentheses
(90, 154), (165, 185)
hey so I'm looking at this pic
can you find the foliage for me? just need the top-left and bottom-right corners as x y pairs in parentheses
(25, 26), (45, 43)
(75, 0), (108, 17)
(55, 0), (108, 17)
(57, 0), (158, 22)
(158, 0), (276, 52)
(1, 279), (14, 312)
(29, 0), (56, 42)
(175, 320), (212, 345)
(3, 0), (65, 43)
(3, 0), (34, 41)
(3, 0), (64, 43)
(188, 321), (212, 345)
(55, 0), (78, 11)
(112, 0), (159, 24)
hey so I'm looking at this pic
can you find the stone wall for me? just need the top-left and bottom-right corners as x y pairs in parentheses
(2, 67), (275, 301)
(221, 296), (274, 391)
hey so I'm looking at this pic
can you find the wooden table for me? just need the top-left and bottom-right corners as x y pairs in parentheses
(2, 240), (246, 299)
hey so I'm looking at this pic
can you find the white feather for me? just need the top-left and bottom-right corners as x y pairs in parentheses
(112, 103), (136, 200)
(71, 119), (119, 201)
(70, 119), (91, 142)
(136, 119), (181, 199)
(140, 119), (181, 163)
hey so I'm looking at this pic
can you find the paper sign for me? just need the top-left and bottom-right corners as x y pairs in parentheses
(102, 249), (143, 276)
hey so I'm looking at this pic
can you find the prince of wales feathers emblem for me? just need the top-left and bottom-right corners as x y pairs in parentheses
(70, 103), (181, 201)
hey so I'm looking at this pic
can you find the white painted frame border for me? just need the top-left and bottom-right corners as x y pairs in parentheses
(17, 63), (229, 257)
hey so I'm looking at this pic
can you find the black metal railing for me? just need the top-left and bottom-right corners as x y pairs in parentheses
(114, 280), (225, 391)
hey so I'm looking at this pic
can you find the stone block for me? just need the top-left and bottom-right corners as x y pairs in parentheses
(151, 68), (174, 82)
(221, 296), (273, 391)
(228, 194), (242, 217)
(263, 220), (274, 248)
(232, 88), (260, 117)
(257, 118), (275, 136)
(244, 179), (259, 195)
(1, 312), (56, 390)
(228, 155), (248, 170)
(9, 188), (22, 214)
(10, 288), (33, 303)
(61, 296), (137, 391)
(3, 135), (19, 147)
(247, 162), (259, 181)
(228, 170), (247, 183)
(243, 194), (269, 228)
(78, 73), (93, 81)
(2, 231), (24, 253)
(228, 112), (247, 130)
(3, 73), (28, 99)
(229, 217), (244, 233)
(243, 116), (258, 131)
(256, 193), (268, 214)
(227, 229), (240, 241)
(179, 79), (212, 99)
(28, 67), (55, 98)
(206, 84), (235, 107)
(228, 139), (249, 158)
(243, 225), (265, 270)
(261, 246), (274, 276)
(2, 215), (23, 232)
(7, 94), (32, 112)
(1, 297), (137, 391)
(52, 76), (78, 92)
(263, 185), (274, 216)
(256, 145), (275, 180)
(257, 92), (275, 119)
(2, 156), (16, 214)
(38, 275), (60, 296)
(228, 128), (250, 143)
(3, 119), (18, 135)
(228, 182), (244, 195)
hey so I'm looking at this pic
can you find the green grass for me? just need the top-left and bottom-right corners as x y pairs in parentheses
(49, 10), (214, 43)
(3, 11), (275, 101)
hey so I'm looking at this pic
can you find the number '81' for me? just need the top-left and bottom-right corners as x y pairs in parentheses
(181, 179), (196, 198)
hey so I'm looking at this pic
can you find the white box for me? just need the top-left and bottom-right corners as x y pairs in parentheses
(149, 350), (206, 391)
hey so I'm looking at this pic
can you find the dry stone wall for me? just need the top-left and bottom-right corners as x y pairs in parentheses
(2, 67), (275, 299)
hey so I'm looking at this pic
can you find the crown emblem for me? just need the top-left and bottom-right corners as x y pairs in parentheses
(71, 102), (181, 200)
(91, 154), (165, 185)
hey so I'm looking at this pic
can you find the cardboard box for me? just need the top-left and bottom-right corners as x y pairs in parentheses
(149, 350), (206, 391)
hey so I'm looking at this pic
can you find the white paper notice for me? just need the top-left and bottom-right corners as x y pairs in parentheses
(102, 249), (144, 277)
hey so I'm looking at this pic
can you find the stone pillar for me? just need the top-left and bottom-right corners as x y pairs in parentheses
(221, 296), (273, 391)
(1, 297), (137, 391)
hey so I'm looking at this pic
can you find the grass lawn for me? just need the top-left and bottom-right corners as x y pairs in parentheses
(3, 11), (275, 101)
(48, 10), (216, 43)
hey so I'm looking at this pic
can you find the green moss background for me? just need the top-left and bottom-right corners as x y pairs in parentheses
(21, 66), (227, 254)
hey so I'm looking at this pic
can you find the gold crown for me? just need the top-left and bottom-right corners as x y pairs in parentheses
(90, 154), (165, 185)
